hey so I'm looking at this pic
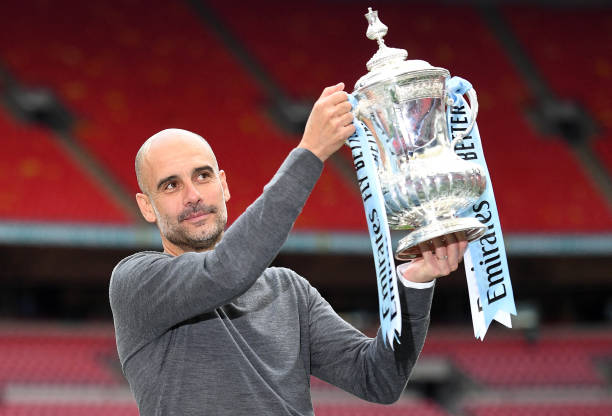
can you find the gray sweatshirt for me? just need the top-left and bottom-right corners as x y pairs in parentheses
(109, 148), (434, 415)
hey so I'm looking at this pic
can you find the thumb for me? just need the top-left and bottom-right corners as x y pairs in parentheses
(319, 82), (345, 98)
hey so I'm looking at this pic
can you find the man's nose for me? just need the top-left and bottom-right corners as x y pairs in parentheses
(183, 181), (202, 205)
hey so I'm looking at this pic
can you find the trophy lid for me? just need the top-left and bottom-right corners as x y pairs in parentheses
(355, 8), (449, 91)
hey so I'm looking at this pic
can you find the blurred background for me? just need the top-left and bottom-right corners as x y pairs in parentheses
(0, 0), (611, 415)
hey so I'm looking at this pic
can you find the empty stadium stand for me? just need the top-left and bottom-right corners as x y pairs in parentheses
(0, 1), (611, 413)
(0, 404), (138, 416)
(422, 329), (612, 387)
(0, 0), (365, 230)
(0, 1), (609, 232)
(464, 402), (612, 416)
(0, 332), (120, 385)
(0, 324), (609, 415)
(0, 110), (129, 224)
(207, 0), (612, 232)
(504, 6), (612, 176)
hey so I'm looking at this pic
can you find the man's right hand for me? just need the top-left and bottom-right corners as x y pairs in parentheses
(298, 83), (356, 162)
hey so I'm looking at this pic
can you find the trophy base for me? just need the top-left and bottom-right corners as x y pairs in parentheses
(395, 217), (487, 261)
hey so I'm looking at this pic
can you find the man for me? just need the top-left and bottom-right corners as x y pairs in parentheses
(109, 83), (467, 415)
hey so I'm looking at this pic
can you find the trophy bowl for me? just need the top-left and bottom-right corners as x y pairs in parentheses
(352, 8), (488, 260)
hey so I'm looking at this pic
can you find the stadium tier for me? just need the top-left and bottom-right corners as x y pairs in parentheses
(0, 404), (139, 416)
(208, 0), (612, 232)
(464, 402), (612, 416)
(421, 329), (612, 387)
(2, 402), (612, 416)
(0, 402), (450, 416)
(0, 110), (129, 224)
(0, 333), (120, 385)
(0, 325), (610, 414)
(0, 0), (364, 230)
(504, 6), (612, 177)
(0, 1), (610, 234)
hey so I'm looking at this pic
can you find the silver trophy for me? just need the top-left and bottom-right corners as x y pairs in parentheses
(352, 8), (487, 260)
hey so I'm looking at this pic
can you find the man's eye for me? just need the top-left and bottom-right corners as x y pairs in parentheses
(165, 182), (177, 190)
(197, 173), (211, 181)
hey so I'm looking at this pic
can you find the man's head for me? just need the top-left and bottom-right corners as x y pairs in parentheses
(135, 129), (230, 255)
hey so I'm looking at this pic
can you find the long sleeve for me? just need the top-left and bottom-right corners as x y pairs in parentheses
(308, 281), (434, 404)
(109, 148), (322, 365)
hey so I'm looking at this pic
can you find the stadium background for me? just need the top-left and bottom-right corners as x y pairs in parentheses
(0, 0), (611, 414)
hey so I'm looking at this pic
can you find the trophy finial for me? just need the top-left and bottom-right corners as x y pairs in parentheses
(365, 7), (388, 47)
(364, 8), (408, 72)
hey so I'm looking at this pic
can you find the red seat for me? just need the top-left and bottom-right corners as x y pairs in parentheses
(0, 333), (120, 385)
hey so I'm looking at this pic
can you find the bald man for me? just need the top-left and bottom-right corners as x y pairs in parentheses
(109, 83), (467, 415)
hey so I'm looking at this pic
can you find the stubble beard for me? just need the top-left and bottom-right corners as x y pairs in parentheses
(157, 203), (227, 252)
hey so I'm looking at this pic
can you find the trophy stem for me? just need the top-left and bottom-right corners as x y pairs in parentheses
(395, 217), (487, 261)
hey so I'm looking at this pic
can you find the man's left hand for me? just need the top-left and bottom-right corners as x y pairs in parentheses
(398, 232), (468, 284)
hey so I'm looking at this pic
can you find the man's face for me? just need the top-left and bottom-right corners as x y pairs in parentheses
(136, 133), (230, 254)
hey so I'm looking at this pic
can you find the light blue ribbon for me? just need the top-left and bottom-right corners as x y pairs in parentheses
(347, 94), (402, 349)
(447, 76), (517, 330)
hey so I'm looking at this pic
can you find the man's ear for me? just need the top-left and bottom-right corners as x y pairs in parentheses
(135, 193), (157, 223)
(219, 170), (230, 202)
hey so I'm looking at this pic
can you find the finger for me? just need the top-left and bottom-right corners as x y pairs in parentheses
(326, 90), (350, 106)
(339, 123), (356, 139)
(444, 233), (457, 245)
(458, 240), (469, 259)
(338, 112), (354, 127)
(432, 237), (451, 275)
(432, 237), (447, 261)
(418, 241), (440, 276)
(452, 231), (469, 262)
(320, 82), (345, 99)
(445, 233), (460, 268)
(455, 231), (467, 242)
(332, 101), (353, 116)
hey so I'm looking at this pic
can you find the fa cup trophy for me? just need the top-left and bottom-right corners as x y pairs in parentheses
(351, 8), (488, 260)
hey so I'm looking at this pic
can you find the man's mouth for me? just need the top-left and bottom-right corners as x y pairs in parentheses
(183, 212), (209, 222)
(179, 205), (217, 223)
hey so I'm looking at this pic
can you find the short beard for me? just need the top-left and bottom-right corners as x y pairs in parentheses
(155, 202), (227, 252)
(166, 214), (226, 251)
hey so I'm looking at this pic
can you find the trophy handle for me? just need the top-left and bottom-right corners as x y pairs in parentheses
(451, 87), (478, 147)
